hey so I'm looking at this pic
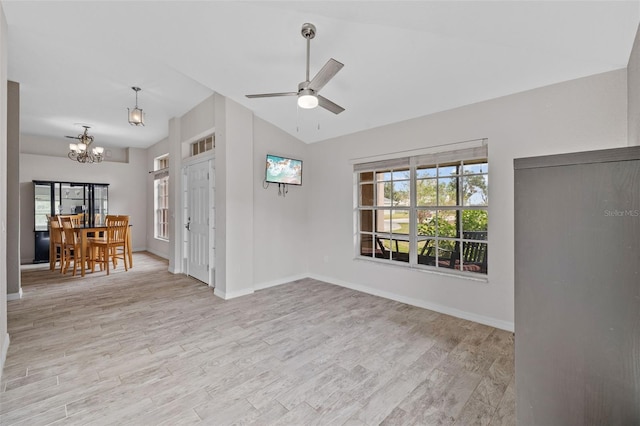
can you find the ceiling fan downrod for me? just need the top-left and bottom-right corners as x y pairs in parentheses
(301, 22), (316, 83)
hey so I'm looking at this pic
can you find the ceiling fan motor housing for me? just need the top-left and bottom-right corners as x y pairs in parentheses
(301, 23), (316, 39)
(298, 81), (313, 92)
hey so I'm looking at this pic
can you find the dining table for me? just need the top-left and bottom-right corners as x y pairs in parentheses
(75, 224), (133, 277)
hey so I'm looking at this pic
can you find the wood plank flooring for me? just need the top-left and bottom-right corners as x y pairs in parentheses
(2, 252), (515, 425)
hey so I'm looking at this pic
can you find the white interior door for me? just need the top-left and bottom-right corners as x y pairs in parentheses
(186, 160), (210, 284)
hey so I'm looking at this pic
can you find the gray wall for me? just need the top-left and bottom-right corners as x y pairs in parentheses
(6, 81), (19, 297)
(0, 2), (9, 378)
(628, 23), (640, 146)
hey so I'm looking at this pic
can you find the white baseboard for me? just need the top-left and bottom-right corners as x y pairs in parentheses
(214, 274), (308, 300)
(216, 272), (513, 331)
(7, 288), (23, 301)
(145, 248), (169, 260)
(308, 273), (514, 332)
(214, 287), (254, 300)
(0, 333), (9, 381)
(254, 274), (308, 291)
(213, 288), (225, 299)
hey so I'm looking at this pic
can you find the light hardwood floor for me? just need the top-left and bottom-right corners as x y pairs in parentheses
(1, 252), (515, 425)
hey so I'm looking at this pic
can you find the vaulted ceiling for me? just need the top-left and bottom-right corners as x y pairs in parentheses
(3, 1), (639, 148)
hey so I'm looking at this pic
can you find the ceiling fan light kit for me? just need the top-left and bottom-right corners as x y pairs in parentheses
(298, 88), (318, 109)
(246, 23), (345, 114)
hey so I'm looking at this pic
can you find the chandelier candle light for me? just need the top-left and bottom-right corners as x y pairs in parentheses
(67, 126), (104, 163)
(128, 86), (144, 126)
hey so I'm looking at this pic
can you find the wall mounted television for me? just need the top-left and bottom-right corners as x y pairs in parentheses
(265, 154), (303, 186)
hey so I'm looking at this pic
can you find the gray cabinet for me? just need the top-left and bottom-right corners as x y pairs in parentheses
(33, 180), (109, 262)
(514, 146), (640, 425)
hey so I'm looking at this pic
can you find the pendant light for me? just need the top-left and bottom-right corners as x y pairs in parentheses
(128, 86), (145, 126)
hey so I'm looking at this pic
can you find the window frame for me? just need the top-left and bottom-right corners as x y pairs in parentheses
(154, 155), (170, 241)
(190, 134), (214, 157)
(354, 142), (488, 278)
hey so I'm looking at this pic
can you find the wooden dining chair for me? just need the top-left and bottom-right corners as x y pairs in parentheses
(69, 213), (83, 227)
(89, 215), (129, 275)
(118, 215), (133, 268)
(49, 216), (64, 271)
(60, 216), (87, 276)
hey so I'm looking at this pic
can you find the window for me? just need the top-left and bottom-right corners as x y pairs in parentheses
(190, 134), (214, 157)
(355, 142), (488, 276)
(154, 155), (169, 241)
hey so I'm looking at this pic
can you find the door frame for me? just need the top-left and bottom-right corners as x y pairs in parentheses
(182, 153), (215, 287)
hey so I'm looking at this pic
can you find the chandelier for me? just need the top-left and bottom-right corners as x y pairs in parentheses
(66, 126), (104, 163)
(128, 86), (144, 126)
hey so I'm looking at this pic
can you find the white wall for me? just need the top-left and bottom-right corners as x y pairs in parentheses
(146, 137), (170, 259)
(172, 95), (309, 295)
(252, 116), (310, 288)
(213, 95), (227, 291)
(167, 95), (215, 273)
(215, 98), (254, 299)
(181, 95), (215, 144)
(307, 69), (628, 331)
(19, 149), (148, 264)
(167, 117), (182, 273)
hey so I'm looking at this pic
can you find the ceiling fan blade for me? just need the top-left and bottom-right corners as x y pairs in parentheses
(65, 135), (79, 139)
(308, 58), (344, 92)
(246, 92), (297, 98)
(317, 95), (345, 114)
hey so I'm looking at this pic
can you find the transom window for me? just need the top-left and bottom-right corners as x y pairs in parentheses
(190, 134), (214, 157)
(355, 142), (488, 276)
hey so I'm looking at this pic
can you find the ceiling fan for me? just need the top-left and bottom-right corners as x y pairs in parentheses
(246, 23), (345, 114)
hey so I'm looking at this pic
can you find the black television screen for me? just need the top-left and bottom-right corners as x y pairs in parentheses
(265, 154), (303, 185)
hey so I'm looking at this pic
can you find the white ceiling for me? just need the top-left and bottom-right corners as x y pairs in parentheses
(3, 1), (639, 149)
